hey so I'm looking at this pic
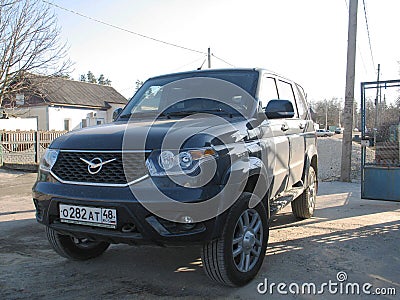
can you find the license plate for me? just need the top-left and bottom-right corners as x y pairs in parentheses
(59, 204), (117, 229)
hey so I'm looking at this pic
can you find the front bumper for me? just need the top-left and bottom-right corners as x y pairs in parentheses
(32, 177), (233, 246)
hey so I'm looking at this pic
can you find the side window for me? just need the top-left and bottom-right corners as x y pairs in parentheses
(277, 80), (298, 118)
(258, 76), (278, 108)
(295, 84), (308, 119)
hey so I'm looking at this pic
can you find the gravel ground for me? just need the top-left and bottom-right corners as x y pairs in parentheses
(317, 137), (375, 182)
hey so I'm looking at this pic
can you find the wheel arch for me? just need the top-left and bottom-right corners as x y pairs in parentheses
(221, 157), (271, 220)
(302, 144), (318, 188)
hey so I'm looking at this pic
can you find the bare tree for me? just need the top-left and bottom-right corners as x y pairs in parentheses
(311, 98), (342, 129)
(0, 0), (71, 107)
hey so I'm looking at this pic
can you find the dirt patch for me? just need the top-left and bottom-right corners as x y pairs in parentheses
(0, 171), (399, 299)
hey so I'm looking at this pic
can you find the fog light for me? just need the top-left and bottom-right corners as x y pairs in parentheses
(179, 223), (196, 231)
(182, 216), (193, 224)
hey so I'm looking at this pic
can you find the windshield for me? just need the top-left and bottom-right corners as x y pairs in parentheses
(119, 70), (259, 119)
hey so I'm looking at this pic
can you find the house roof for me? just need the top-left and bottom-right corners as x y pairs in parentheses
(28, 75), (127, 108)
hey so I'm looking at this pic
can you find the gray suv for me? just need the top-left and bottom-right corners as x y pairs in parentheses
(33, 68), (318, 286)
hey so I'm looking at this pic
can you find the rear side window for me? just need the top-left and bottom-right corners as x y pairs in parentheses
(295, 84), (308, 119)
(277, 80), (298, 118)
(258, 76), (278, 108)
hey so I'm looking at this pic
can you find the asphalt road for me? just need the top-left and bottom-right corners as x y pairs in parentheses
(0, 169), (399, 299)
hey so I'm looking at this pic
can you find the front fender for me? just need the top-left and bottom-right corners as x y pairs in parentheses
(221, 156), (268, 186)
(221, 156), (271, 212)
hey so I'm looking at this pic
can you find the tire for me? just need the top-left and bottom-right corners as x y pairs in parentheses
(291, 166), (317, 219)
(45, 226), (110, 260)
(201, 192), (269, 286)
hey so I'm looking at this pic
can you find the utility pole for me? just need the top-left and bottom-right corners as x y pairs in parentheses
(207, 47), (211, 68)
(325, 100), (328, 130)
(340, 0), (358, 182)
(373, 64), (380, 147)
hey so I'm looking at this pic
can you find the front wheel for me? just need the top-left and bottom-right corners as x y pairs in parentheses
(201, 193), (269, 286)
(46, 226), (110, 260)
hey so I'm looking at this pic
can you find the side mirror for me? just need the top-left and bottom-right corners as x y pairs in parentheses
(265, 100), (295, 119)
(112, 108), (123, 121)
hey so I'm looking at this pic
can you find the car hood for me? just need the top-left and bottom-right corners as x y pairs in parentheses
(51, 115), (252, 151)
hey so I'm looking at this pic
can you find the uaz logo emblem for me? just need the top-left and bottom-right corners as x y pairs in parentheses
(79, 157), (116, 174)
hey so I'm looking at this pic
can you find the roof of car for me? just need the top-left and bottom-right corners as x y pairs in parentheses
(147, 68), (302, 90)
(148, 68), (258, 80)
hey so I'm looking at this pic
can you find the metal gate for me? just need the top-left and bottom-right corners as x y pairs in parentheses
(361, 79), (400, 201)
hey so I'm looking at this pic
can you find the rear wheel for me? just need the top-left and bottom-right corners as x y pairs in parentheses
(201, 193), (269, 286)
(46, 226), (110, 260)
(291, 166), (317, 219)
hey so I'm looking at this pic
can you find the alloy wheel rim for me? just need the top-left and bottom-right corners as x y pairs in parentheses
(308, 172), (316, 210)
(232, 208), (263, 272)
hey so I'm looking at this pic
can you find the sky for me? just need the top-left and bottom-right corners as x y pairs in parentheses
(49, 0), (400, 104)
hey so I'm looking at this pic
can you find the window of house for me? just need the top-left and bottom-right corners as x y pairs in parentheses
(96, 118), (104, 125)
(258, 76), (279, 108)
(64, 119), (71, 131)
(277, 80), (298, 118)
(81, 119), (87, 128)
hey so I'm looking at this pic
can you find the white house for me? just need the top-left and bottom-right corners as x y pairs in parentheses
(2, 75), (127, 131)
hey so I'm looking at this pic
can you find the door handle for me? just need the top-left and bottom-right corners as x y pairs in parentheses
(299, 122), (306, 129)
(281, 124), (289, 132)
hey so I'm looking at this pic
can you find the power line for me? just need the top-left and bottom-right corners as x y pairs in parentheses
(42, 0), (206, 55)
(211, 54), (235, 67)
(362, 0), (376, 71)
(170, 54), (207, 72)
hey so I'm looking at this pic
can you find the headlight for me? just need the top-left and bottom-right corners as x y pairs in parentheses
(158, 150), (175, 170)
(146, 148), (216, 176)
(39, 149), (59, 172)
(178, 151), (192, 169)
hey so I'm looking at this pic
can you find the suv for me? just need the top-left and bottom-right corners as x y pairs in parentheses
(33, 68), (318, 286)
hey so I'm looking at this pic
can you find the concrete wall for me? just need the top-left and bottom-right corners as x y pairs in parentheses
(0, 117), (38, 130)
(48, 106), (108, 131)
(27, 107), (48, 130)
(4, 104), (123, 132)
(5, 106), (48, 130)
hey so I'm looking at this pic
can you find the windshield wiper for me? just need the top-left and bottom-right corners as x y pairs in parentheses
(165, 109), (235, 118)
(118, 113), (132, 119)
(119, 111), (171, 119)
(120, 109), (236, 119)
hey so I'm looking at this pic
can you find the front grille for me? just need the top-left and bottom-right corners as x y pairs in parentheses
(52, 151), (148, 185)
